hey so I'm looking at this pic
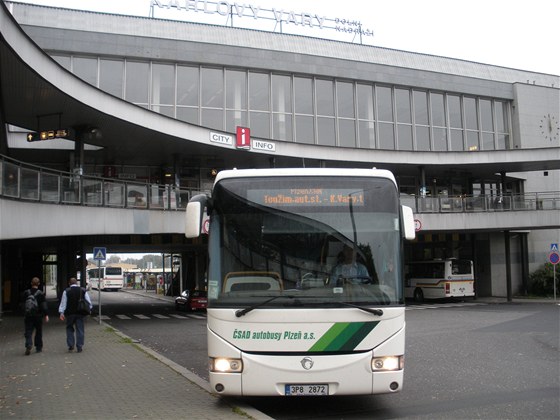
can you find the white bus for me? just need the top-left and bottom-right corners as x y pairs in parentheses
(185, 168), (416, 396)
(405, 259), (475, 301)
(87, 266), (124, 291)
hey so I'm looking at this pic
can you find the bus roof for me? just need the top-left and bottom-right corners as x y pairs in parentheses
(214, 168), (397, 187)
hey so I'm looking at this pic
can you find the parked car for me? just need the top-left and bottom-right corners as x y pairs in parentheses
(175, 290), (207, 311)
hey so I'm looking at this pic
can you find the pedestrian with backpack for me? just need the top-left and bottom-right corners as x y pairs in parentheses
(22, 277), (49, 355)
(58, 277), (92, 353)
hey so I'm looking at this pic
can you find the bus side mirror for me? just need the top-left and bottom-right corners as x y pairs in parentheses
(401, 205), (416, 240)
(185, 194), (210, 238)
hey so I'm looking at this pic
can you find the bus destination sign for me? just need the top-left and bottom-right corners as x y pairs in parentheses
(248, 188), (365, 207)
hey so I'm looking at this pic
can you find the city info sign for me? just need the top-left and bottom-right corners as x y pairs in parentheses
(150, 0), (374, 40)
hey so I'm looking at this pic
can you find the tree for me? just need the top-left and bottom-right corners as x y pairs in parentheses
(106, 255), (121, 264)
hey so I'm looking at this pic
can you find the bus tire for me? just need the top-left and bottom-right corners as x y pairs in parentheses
(413, 288), (424, 303)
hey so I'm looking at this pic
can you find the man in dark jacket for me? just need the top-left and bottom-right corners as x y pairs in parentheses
(58, 277), (93, 353)
(22, 277), (49, 355)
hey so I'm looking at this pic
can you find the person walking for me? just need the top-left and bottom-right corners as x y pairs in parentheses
(22, 277), (49, 355)
(58, 277), (92, 353)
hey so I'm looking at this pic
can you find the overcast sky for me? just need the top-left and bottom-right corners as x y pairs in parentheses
(16, 0), (560, 76)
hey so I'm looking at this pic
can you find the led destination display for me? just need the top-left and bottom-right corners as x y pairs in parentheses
(247, 188), (365, 207)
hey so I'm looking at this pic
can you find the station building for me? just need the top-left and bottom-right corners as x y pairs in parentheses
(0, 1), (559, 310)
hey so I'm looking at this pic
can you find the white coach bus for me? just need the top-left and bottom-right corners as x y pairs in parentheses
(405, 258), (475, 302)
(185, 168), (416, 396)
(87, 266), (124, 291)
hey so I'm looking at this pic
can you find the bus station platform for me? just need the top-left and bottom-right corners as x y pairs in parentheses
(0, 309), (270, 419)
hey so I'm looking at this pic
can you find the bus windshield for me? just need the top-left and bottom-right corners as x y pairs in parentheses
(207, 175), (403, 307)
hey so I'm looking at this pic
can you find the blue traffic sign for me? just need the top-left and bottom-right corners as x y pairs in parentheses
(551, 243), (559, 252)
(93, 247), (107, 261)
(549, 252), (559, 265)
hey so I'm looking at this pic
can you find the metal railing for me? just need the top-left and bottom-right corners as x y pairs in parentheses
(0, 154), (204, 210)
(2, 154), (559, 213)
(400, 192), (560, 213)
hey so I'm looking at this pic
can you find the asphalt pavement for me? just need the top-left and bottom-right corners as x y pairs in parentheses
(2, 289), (556, 419)
(0, 297), (270, 420)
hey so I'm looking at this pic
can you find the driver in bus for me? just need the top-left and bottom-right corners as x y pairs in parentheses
(331, 245), (370, 285)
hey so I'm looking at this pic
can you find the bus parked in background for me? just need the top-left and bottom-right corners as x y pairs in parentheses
(185, 168), (416, 397)
(405, 259), (475, 302)
(87, 266), (124, 291)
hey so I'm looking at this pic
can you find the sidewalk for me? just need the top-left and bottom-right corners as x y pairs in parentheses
(0, 312), (269, 420)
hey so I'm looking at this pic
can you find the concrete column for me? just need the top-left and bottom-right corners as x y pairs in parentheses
(504, 230), (512, 301)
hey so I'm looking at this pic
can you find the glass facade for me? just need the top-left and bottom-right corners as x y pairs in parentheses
(51, 54), (512, 152)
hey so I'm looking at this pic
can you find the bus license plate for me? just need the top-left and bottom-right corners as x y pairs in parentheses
(285, 384), (328, 396)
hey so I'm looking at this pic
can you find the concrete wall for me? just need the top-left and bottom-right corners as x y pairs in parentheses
(489, 232), (523, 297)
(0, 198), (185, 240)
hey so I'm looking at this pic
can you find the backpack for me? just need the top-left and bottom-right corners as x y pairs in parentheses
(24, 290), (41, 316)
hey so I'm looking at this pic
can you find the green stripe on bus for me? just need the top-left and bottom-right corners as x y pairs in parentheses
(338, 322), (379, 351)
(308, 321), (379, 352)
(308, 322), (349, 352)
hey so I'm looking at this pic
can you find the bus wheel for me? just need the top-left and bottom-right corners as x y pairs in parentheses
(413, 288), (424, 303)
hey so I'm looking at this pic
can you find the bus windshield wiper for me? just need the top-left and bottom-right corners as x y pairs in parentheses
(235, 295), (296, 317)
(336, 301), (383, 316)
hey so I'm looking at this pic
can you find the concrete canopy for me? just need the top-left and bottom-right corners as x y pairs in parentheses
(1, 2), (559, 177)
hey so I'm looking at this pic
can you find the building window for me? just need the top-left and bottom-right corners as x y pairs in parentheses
(413, 90), (430, 150)
(377, 86), (394, 150)
(448, 95), (462, 129)
(249, 72), (271, 138)
(450, 129), (463, 151)
(152, 63), (175, 117)
(201, 67), (223, 108)
(317, 117), (336, 147)
(479, 99), (494, 150)
(51, 54), (71, 70)
(225, 69), (247, 132)
(396, 88), (412, 150)
(398, 124), (413, 151)
(73, 56), (98, 87)
(57, 54), (516, 153)
(433, 127), (447, 151)
(100, 59), (124, 98)
(416, 125), (431, 151)
(336, 81), (355, 147)
(316, 79), (335, 117)
(125, 61), (149, 106)
(339, 119), (356, 148)
(295, 115), (314, 144)
(272, 74), (292, 141)
(316, 79), (336, 146)
(357, 83), (375, 149)
(177, 65), (199, 124)
(201, 67), (224, 130)
(495, 101), (510, 149)
(294, 77), (314, 144)
(430, 92), (446, 128)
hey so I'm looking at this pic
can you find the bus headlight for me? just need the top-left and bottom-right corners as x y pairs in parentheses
(210, 357), (243, 373)
(371, 356), (403, 371)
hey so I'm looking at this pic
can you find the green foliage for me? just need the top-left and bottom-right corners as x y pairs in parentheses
(528, 263), (558, 296)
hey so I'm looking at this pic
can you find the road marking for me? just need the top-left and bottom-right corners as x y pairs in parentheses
(185, 313), (206, 319)
(169, 314), (189, 319)
(102, 313), (207, 320)
(406, 302), (487, 310)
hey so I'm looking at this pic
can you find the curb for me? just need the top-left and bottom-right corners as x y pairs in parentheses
(104, 320), (274, 420)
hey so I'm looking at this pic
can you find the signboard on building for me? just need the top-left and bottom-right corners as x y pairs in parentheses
(236, 126), (251, 149)
(150, 0), (374, 42)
